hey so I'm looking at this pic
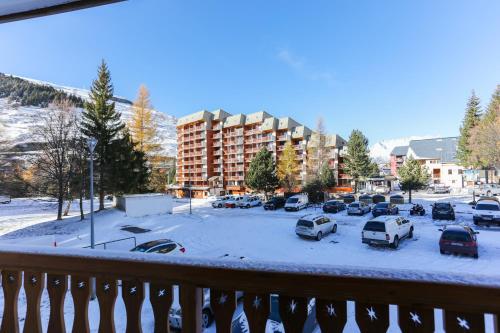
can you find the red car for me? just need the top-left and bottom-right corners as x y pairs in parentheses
(439, 225), (479, 258)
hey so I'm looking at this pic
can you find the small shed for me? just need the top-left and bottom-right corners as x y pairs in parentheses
(116, 194), (173, 217)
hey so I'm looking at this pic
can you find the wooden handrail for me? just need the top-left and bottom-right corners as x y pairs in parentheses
(0, 246), (499, 332)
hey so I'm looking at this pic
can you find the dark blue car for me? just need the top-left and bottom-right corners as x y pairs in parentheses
(372, 202), (399, 217)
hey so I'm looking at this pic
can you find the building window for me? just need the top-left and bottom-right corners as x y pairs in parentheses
(448, 169), (452, 175)
(458, 169), (463, 175)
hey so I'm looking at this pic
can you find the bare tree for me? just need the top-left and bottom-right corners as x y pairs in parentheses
(306, 116), (329, 181)
(30, 99), (79, 220)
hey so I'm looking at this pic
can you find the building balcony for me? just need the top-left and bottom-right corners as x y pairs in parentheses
(2, 247), (497, 333)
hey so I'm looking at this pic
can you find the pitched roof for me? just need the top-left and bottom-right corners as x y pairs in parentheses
(408, 137), (459, 163)
(390, 145), (409, 156)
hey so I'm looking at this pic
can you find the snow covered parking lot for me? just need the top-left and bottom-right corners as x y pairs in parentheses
(1, 193), (500, 332)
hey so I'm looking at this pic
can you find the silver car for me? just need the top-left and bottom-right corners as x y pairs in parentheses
(347, 201), (371, 215)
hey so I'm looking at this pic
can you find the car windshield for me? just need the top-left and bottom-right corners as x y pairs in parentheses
(363, 222), (386, 232)
(435, 203), (451, 209)
(131, 240), (170, 252)
(476, 204), (499, 211)
(287, 198), (299, 203)
(296, 219), (313, 228)
(375, 203), (389, 208)
(442, 231), (471, 242)
(349, 203), (359, 208)
(326, 201), (338, 205)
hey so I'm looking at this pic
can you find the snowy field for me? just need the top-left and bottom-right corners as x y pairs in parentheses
(0, 192), (499, 332)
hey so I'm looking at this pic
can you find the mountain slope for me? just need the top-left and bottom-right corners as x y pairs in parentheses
(0, 74), (177, 157)
(370, 135), (438, 163)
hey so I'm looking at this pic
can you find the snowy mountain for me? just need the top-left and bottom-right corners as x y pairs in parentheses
(0, 75), (177, 157)
(370, 135), (438, 163)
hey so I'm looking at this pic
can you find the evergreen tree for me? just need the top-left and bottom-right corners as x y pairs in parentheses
(457, 91), (482, 167)
(128, 85), (160, 154)
(80, 60), (125, 209)
(245, 147), (279, 198)
(483, 85), (500, 124)
(277, 141), (300, 192)
(398, 157), (430, 203)
(343, 130), (372, 192)
(319, 162), (336, 189)
(302, 178), (324, 204)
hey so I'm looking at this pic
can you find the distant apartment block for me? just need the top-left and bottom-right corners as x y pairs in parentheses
(174, 109), (348, 197)
(390, 137), (465, 188)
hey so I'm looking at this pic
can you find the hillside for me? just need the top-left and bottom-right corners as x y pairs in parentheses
(0, 74), (177, 157)
(370, 135), (438, 163)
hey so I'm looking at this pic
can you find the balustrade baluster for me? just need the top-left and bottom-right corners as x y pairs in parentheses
(179, 284), (202, 333)
(149, 283), (173, 333)
(355, 302), (389, 333)
(278, 295), (308, 333)
(398, 305), (434, 333)
(70, 275), (91, 333)
(122, 279), (145, 333)
(96, 278), (117, 333)
(243, 293), (270, 333)
(0, 270), (21, 333)
(444, 310), (485, 333)
(47, 274), (67, 333)
(210, 289), (236, 333)
(316, 298), (347, 333)
(23, 271), (44, 333)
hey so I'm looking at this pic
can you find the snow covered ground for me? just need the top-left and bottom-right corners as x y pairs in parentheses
(0, 192), (498, 332)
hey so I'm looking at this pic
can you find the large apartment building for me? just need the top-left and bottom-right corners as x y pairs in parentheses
(175, 109), (348, 198)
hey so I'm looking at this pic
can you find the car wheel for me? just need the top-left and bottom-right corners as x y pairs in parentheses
(420, 210), (425, 216)
(218, 204), (222, 208)
(408, 227), (414, 239)
(440, 249), (445, 255)
(391, 236), (399, 249)
(246, 204), (250, 208)
(316, 232), (323, 241)
(332, 224), (337, 234)
(202, 309), (213, 328)
(473, 253), (479, 259)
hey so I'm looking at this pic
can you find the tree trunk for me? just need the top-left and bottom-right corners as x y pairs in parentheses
(57, 193), (63, 220)
(63, 199), (72, 216)
(408, 188), (412, 204)
(79, 193), (84, 220)
(99, 162), (105, 211)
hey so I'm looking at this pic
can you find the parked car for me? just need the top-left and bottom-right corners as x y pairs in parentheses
(212, 195), (232, 208)
(342, 194), (356, 204)
(473, 199), (500, 226)
(439, 225), (479, 258)
(374, 185), (390, 194)
(322, 200), (346, 213)
(389, 194), (405, 205)
(295, 214), (337, 241)
(372, 194), (386, 204)
(362, 216), (414, 249)
(131, 239), (186, 254)
(359, 194), (373, 205)
(0, 195), (11, 204)
(285, 194), (309, 211)
(432, 202), (455, 220)
(225, 196), (246, 208)
(428, 184), (451, 194)
(372, 202), (399, 217)
(477, 184), (500, 197)
(347, 201), (371, 215)
(264, 196), (286, 210)
(410, 203), (426, 216)
(238, 196), (262, 208)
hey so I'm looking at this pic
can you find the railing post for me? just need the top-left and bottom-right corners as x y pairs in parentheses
(398, 305), (434, 333)
(355, 302), (389, 333)
(47, 274), (67, 333)
(71, 275), (91, 333)
(96, 278), (117, 333)
(0, 270), (21, 333)
(278, 295), (308, 333)
(316, 298), (347, 333)
(150, 283), (173, 333)
(179, 284), (202, 333)
(243, 293), (270, 333)
(122, 279), (145, 333)
(443, 310), (485, 333)
(210, 289), (236, 333)
(23, 271), (44, 333)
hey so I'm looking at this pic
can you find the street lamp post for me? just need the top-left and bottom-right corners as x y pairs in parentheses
(87, 138), (98, 249)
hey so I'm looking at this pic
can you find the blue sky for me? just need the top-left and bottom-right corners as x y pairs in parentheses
(1, 0), (499, 144)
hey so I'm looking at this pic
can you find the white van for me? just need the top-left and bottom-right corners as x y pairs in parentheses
(361, 216), (414, 249)
(285, 194), (309, 211)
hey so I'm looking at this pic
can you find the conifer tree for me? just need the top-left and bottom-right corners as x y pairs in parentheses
(277, 141), (300, 193)
(319, 162), (336, 189)
(398, 157), (430, 203)
(245, 147), (279, 198)
(128, 85), (160, 154)
(343, 130), (372, 192)
(483, 85), (500, 124)
(81, 60), (124, 210)
(457, 91), (482, 167)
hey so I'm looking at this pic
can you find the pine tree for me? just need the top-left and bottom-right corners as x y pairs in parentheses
(457, 91), (482, 167)
(128, 85), (160, 154)
(398, 157), (430, 203)
(80, 60), (125, 210)
(245, 147), (279, 198)
(277, 141), (300, 193)
(343, 129), (372, 192)
(483, 85), (500, 124)
(319, 162), (335, 189)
